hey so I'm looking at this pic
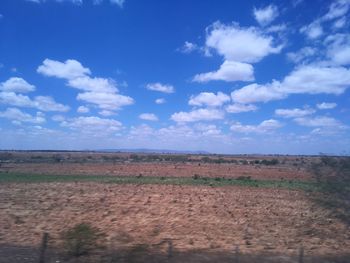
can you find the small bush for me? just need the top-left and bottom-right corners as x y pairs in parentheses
(193, 174), (200, 180)
(62, 223), (105, 257)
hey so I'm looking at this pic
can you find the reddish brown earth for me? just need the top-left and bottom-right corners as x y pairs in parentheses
(0, 182), (349, 262)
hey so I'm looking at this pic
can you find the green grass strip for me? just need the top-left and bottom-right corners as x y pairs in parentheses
(0, 172), (327, 191)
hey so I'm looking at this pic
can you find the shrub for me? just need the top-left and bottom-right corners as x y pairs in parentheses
(62, 223), (105, 257)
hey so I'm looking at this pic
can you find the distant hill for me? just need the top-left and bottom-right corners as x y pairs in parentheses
(98, 148), (211, 154)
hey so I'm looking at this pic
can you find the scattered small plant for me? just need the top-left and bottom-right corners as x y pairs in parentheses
(62, 223), (105, 257)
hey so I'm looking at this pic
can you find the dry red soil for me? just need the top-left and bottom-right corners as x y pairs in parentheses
(0, 182), (349, 262)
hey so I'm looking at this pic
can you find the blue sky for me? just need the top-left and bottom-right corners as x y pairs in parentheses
(0, 0), (349, 154)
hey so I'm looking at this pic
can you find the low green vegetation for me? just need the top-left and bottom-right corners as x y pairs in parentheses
(62, 223), (105, 257)
(0, 171), (333, 192)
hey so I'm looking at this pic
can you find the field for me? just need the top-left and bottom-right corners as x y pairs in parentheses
(0, 151), (349, 262)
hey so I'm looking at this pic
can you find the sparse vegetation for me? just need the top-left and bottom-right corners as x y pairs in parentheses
(62, 223), (105, 257)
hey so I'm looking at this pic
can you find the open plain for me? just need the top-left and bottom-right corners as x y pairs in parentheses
(0, 151), (349, 262)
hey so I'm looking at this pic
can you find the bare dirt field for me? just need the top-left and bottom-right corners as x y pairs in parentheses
(0, 152), (349, 262)
(0, 151), (314, 181)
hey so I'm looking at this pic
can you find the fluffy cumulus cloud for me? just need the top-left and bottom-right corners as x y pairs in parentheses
(226, 103), (257, 113)
(275, 108), (315, 118)
(205, 22), (282, 63)
(0, 92), (69, 112)
(253, 4), (279, 26)
(37, 59), (134, 112)
(171, 108), (224, 123)
(0, 77), (69, 112)
(37, 59), (90, 79)
(230, 119), (282, 133)
(193, 61), (254, 82)
(316, 102), (337, 110)
(0, 107), (45, 124)
(282, 65), (350, 94)
(76, 91), (133, 110)
(61, 116), (123, 134)
(146, 83), (174, 93)
(231, 65), (350, 104)
(68, 77), (118, 93)
(193, 21), (282, 82)
(189, 92), (230, 107)
(139, 113), (158, 121)
(0, 77), (35, 93)
(33, 96), (70, 112)
(231, 81), (285, 104)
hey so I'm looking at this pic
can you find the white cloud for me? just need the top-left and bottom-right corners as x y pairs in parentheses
(171, 108), (224, 123)
(68, 76), (118, 93)
(77, 105), (90, 113)
(193, 21), (282, 83)
(77, 91), (134, 111)
(231, 65), (350, 104)
(266, 24), (287, 33)
(322, 0), (350, 21)
(282, 65), (350, 94)
(110, 0), (125, 8)
(189, 92), (230, 107)
(193, 60), (254, 82)
(0, 92), (69, 112)
(275, 108), (315, 118)
(37, 59), (90, 79)
(0, 77), (35, 93)
(231, 81), (285, 104)
(0, 91), (33, 108)
(0, 107), (45, 124)
(230, 119), (282, 133)
(139, 113), (158, 121)
(294, 116), (343, 127)
(37, 59), (134, 111)
(325, 34), (350, 66)
(180, 41), (198, 53)
(146, 83), (175, 93)
(98, 110), (115, 116)
(316, 102), (337, 110)
(333, 17), (347, 28)
(300, 21), (323, 39)
(155, 98), (166, 104)
(33, 96), (70, 112)
(205, 22), (283, 63)
(194, 123), (222, 136)
(253, 5), (279, 26)
(286, 47), (317, 63)
(226, 103), (258, 113)
(61, 116), (122, 134)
